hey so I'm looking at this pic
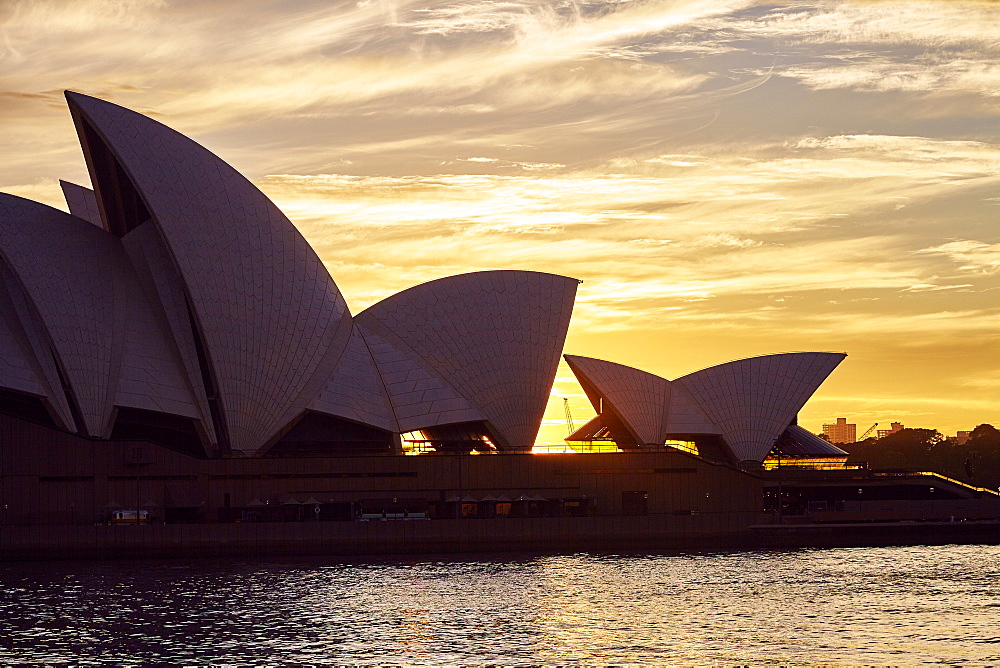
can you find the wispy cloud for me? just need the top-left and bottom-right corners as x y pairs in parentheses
(744, 1), (1000, 48)
(919, 241), (1000, 275)
(901, 283), (974, 293)
(781, 59), (1000, 99)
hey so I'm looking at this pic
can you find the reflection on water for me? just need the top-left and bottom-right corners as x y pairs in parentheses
(1, 545), (999, 665)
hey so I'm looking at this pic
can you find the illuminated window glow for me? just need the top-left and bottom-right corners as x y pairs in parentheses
(401, 431), (434, 455)
(564, 440), (623, 453)
(664, 439), (699, 455)
(401, 430), (497, 455)
(762, 456), (860, 470)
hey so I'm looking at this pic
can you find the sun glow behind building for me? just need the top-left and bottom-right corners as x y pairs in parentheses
(0, 0), (998, 445)
(3, 91), (1000, 562)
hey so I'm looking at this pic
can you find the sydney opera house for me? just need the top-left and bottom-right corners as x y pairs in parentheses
(1, 93), (997, 558)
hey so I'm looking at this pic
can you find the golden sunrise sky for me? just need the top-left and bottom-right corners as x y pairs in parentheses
(1, 0), (997, 445)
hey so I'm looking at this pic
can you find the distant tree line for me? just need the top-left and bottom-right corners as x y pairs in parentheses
(840, 424), (1000, 491)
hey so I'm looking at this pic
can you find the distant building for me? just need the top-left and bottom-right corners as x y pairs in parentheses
(877, 422), (904, 439)
(822, 418), (856, 444)
(949, 431), (972, 445)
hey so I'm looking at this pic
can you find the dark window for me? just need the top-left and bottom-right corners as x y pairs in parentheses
(622, 490), (648, 516)
(110, 407), (206, 458)
(0, 388), (56, 427)
(267, 412), (395, 456)
(415, 421), (499, 453)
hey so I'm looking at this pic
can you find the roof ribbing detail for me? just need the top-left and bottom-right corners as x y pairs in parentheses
(309, 325), (398, 432)
(564, 355), (672, 446)
(357, 271), (577, 450)
(60, 180), (104, 229)
(65, 92), (352, 454)
(0, 194), (124, 436)
(675, 352), (846, 462)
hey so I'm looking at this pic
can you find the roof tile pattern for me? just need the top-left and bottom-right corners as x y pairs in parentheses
(115, 261), (202, 421)
(309, 325), (397, 432)
(662, 383), (719, 434)
(60, 180), (103, 228)
(1, 94), (582, 455)
(357, 271), (577, 450)
(356, 325), (483, 433)
(53, 184), (206, 423)
(0, 259), (74, 430)
(676, 352), (845, 462)
(66, 92), (352, 454)
(121, 222), (216, 439)
(0, 286), (46, 397)
(564, 355), (671, 446)
(0, 194), (124, 436)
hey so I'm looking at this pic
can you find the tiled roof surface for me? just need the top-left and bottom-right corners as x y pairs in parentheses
(0, 194), (123, 436)
(564, 351), (843, 462)
(356, 324), (484, 434)
(60, 180), (103, 228)
(310, 325), (397, 432)
(0, 257), (75, 430)
(676, 352), (845, 462)
(564, 355), (672, 446)
(0, 193), (204, 437)
(121, 222), (216, 441)
(67, 92), (352, 454)
(0, 94), (579, 456)
(0, 277), (48, 398)
(358, 271), (577, 450)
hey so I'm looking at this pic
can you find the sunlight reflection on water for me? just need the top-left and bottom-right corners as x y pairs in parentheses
(1, 545), (999, 665)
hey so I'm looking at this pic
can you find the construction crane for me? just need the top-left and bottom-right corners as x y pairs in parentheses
(859, 423), (878, 440)
(563, 398), (575, 436)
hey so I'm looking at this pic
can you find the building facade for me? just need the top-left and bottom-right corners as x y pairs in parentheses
(877, 422), (905, 439)
(822, 418), (857, 445)
(2, 93), (998, 558)
(0, 92), (576, 458)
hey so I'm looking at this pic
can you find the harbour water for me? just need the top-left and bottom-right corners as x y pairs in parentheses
(1, 544), (998, 665)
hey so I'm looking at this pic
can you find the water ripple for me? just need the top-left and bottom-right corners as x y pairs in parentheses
(1, 545), (999, 664)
